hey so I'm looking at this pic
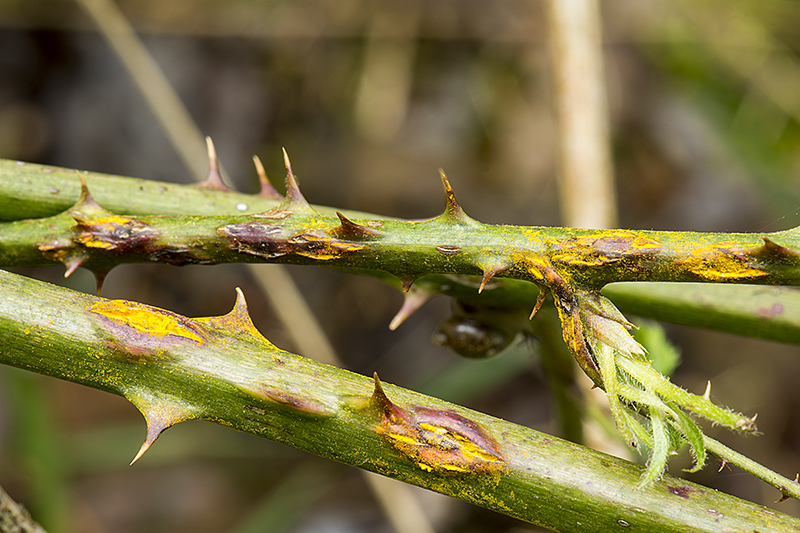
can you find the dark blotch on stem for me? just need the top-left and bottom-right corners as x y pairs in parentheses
(436, 245), (462, 255)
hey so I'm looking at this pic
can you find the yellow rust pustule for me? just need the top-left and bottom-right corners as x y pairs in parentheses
(521, 253), (604, 386)
(370, 373), (504, 473)
(90, 299), (204, 361)
(68, 173), (158, 253)
(72, 214), (158, 253)
(550, 230), (662, 268)
(681, 242), (769, 281)
(40, 173), (156, 291)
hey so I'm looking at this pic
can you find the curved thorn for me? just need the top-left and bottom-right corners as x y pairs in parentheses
(196, 287), (271, 343)
(253, 155), (283, 200)
(63, 256), (84, 278)
(94, 270), (109, 296)
(130, 416), (169, 465)
(130, 436), (156, 466)
(129, 402), (192, 465)
(370, 372), (387, 409)
(333, 211), (384, 240)
(71, 171), (103, 216)
(529, 289), (547, 319)
(198, 137), (228, 191)
(439, 169), (475, 225)
(281, 148), (309, 208)
(756, 236), (799, 259)
(369, 371), (400, 418)
(389, 288), (435, 330)
(401, 278), (416, 293)
(703, 380), (712, 401)
(478, 262), (510, 293)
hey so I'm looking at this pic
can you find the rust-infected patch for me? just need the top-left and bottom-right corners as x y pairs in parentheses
(370, 373), (504, 473)
(219, 222), (365, 261)
(682, 242), (769, 281)
(289, 234), (365, 260)
(90, 299), (204, 360)
(72, 214), (159, 253)
(756, 302), (785, 319)
(436, 245), (462, 256)
(218, 221), (287, 259)
(253, 387), (332, 417)
(521, 253), (551, 282)
(550, 230), (662, 268)
(40, 174), (158, 271)
(517, 252), (603, 385)
(667, 484), (703, 499)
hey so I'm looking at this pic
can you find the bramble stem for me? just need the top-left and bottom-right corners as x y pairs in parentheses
(0, 268), (798, 532)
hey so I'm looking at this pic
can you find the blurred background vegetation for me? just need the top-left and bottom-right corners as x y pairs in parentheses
(1, 0), (800, 532)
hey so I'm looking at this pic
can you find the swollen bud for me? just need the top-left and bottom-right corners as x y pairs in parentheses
(432, 316), (513, 359)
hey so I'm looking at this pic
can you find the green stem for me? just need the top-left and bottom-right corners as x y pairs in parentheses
(604, 282), (800, 345)
(0, 268), (798, 532)
(703, 435), (800, 502)
(3, 159), (800, 346)
(1, 161), (798, 290)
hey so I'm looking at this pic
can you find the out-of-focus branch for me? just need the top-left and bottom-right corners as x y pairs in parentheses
(547, 0), (617, 230)
(0, 485), (47, 533)
(75, 0), (209, 181)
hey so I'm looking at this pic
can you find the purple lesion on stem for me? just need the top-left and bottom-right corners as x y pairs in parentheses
(250, 386), (333, 417)
(218, 221), (288, 259)
(218, 220), (365, 261)
(369, 373), (504, 473)
(89, 299), (205, 362)
(549, 230), (663, 269)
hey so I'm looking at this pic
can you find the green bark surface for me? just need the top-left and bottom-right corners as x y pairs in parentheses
(2, 159), (799, 346)
(1, 268), (798, 532)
